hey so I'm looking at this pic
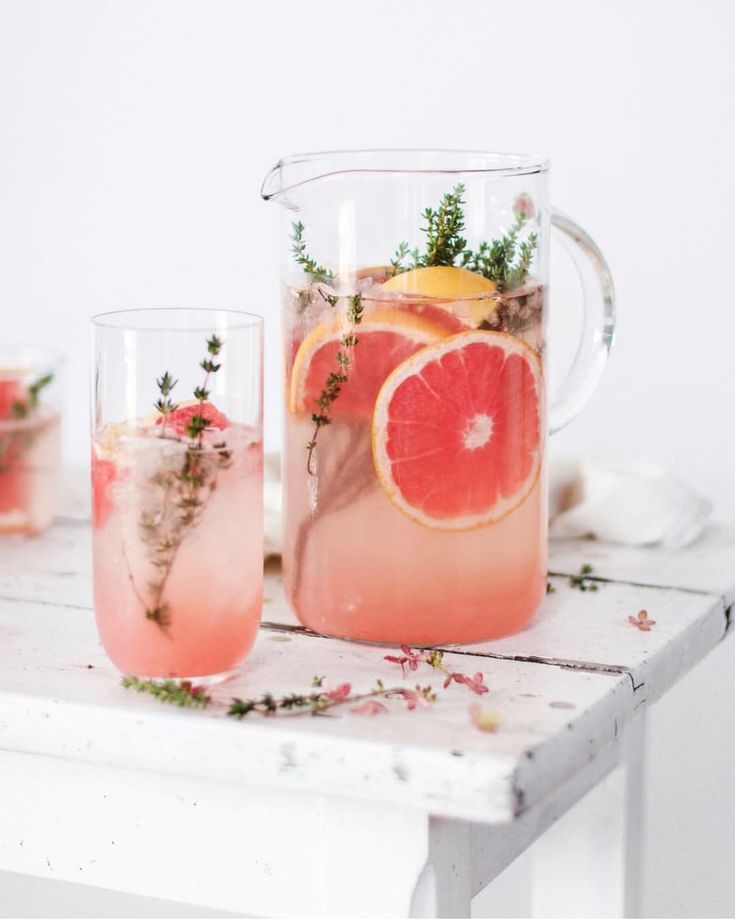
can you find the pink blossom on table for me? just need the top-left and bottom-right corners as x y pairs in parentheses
(513, 193), (536, 221)
(324, 682), (352, 701)
(469, 703), (500, 733)
(399, 687), (434, 711)
(442, 671), (489, 695)
(384, 644), (424, 677)
(351, 700), (388, 716)
(385, 645), (490, 695)
(463, 672), (490, 695)
(628, 609), (657, 631)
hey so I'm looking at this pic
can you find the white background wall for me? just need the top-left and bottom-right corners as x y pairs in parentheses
(1, 1), (734, 917)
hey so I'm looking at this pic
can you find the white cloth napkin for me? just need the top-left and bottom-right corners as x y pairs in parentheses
(549, 457), (712, 549)
(263, 453), (711, 557)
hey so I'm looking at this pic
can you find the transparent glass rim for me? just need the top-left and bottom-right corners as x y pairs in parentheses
(91, 308), (264, 333)
(262, 148), (550, 199)
(0, 344), (64, 376)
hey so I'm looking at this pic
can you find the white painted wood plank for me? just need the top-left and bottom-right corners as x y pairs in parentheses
(549, 525), (735, 604)
(0, 750), (431, 918)
(452, 576), (728, 707)
(0, 597), (629, 824)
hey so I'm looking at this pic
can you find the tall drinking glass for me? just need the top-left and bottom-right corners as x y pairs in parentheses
(91, 309), (263, 680)
(0, 345), (62, 534)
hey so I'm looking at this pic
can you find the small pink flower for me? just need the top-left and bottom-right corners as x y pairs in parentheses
(464, 672), (489, 695)
(513, 193), (535, 220)
(443, 672), (489, 694)
(324, 682), (352, 701)
(385, 645), (424, 677)
(351, 700), (388, 716)
(469, 703), (500, 732)
(628, 610), (656, 631)
(400, 688), (431, 711)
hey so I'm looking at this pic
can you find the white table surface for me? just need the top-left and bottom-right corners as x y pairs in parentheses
(0, 473), (733, 917)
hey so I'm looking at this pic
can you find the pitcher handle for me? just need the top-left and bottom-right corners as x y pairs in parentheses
(548, 209), (616, 433)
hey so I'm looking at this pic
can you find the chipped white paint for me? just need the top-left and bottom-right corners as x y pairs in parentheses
(0, 470), (733, 917)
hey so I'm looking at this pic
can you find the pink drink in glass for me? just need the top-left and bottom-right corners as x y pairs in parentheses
(0, 364), (61, 535)
(91, 309), (264, 679)
(92, 421), (263, 679)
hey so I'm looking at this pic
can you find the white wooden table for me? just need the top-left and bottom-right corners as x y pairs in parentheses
(0, 476), (733, 918)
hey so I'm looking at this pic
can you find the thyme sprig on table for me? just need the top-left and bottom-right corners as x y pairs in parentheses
(569, 563), (599, 592)
(121, 674), (436, 718)
(122, 676), (211, 707)
(136, 336), (232, 630)
(305, 293), (363, 474)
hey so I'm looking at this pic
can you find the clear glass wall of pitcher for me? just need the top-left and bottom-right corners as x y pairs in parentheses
(262, 150), (615, 645)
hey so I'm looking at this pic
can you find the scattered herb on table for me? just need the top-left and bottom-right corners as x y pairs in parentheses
(384, 645), (489, 695)
(569, 563), (599, 592)
(122, 676), (211, 708)
(121, 644), (499, 728)
(121, 674), (436, 718)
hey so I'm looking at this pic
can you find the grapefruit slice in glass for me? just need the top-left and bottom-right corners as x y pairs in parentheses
(372, 331), (542, 530)
(289, 308), (449, 419)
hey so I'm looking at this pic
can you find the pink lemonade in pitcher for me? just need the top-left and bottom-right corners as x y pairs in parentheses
(281, 190), (547, 645)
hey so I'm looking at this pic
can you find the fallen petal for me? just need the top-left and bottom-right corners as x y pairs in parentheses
(469, 703), (500, 732)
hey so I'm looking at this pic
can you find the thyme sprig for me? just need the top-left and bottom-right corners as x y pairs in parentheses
(391, 185), (468, 271)
(10, 372), (54, 419)
(137, 336), (231, 630)
(305, 293), (363, 474)
(291, 221), (334, 283)
(154, 371), (178, 437)
(122, 676), (211, 707)
(569, 563), (599, 592)
(121, 675), (436, 718)
(389, 184), (538, 291)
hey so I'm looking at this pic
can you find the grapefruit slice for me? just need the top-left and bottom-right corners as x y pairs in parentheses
(289, 308), (449, 419)
(382, 265), (499, 326)
(372, 331), (542, 530)
(154, 400), (229, 436)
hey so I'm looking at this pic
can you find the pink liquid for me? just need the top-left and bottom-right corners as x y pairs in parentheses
(284, 416), (546, 645)
(92, 424), (263, 678)
(0, 408), (62, 534)
(283, 281), (547, 645)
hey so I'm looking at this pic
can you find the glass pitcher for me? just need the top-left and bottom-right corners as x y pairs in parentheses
(262, 150), (614, 645)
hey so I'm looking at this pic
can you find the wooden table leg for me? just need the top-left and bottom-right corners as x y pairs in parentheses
(529, 713), (646, 918)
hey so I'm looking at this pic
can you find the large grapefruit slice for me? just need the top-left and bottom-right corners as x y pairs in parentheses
(289, 308), (449, 419)
(372, 331), (542, 530)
